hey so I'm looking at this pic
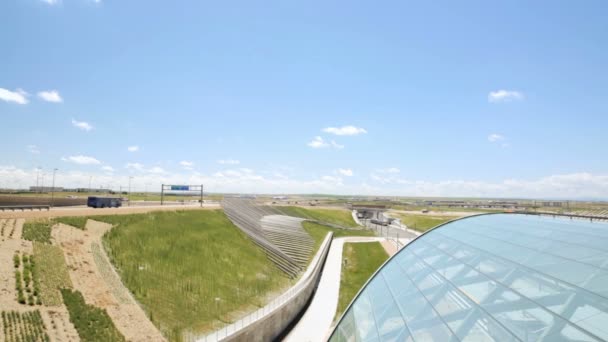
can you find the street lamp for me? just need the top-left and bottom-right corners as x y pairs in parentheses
(51, 168), (58, 207)
(128, 176), (134, 207)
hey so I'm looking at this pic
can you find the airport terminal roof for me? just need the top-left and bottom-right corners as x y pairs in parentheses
(331, 213), (608, 341)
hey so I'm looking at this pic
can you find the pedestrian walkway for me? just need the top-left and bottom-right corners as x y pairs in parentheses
(285, 236), (386, 342)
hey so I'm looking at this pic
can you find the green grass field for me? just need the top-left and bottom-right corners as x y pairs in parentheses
(392, 213), (460, 232)
(276, 206), (357, 227)
(336, 242), (389, 320)
(100, 210), (290, 341)
(302, 222), (375, 251)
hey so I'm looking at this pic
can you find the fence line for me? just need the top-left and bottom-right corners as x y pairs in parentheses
(196, 232), (333, 342)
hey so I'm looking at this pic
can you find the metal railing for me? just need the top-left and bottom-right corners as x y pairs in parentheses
(0, 205), (50, 211)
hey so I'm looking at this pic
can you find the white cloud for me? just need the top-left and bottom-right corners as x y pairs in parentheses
(0, 88), (28, 104)
(148, 166), (166, 174)
(102, 166), (114, 172)
(308, 136), (344, 149)
(1, 165), (607, 198)
(71, 119), (93, 131)
(41, 0), (59, 4)
(331, 140), (345, 149)
(37, 90), (62, 103)
(488, 90), (524, 103)
(323, 125), (367, 136)
(180, 161), (194, 170)
(337, 168), (353, 177)
(180, 161), (194, 167)
(61, 155), (101, 165)
(488, 133), (505, 142)
(126, 163), (144, 171)
(377, 167), (400, 174)
(308, 136), (329, 148)
(218, 159), (240, 165)
(27, 145), (40, 154)
(127, 145), (139, 152)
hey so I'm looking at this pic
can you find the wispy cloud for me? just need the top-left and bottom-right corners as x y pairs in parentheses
(126, 163), (144, 171)
(61, 155), (101, 165)
(488, 90), (524, 103)
(331, 140), (344, 149)
(488, 133), (505, 142)
(180, 161), (194, 170)
(71, 119), (93, 131)
(27, 145), (40, 154)
(323, 125), (367, 136)
(0, 88), (28, 104)
(148, 166), (166, 174)
(37, 90), (62, 103)
(337, 168), (353, 177)
(102, 166), (114, 173)
(308, 136), (329, 148)
(218, 159), (240, 165)
(127, 145), (139, 152)
(40, 0), (60, 4)
(377, 167), (400, 174)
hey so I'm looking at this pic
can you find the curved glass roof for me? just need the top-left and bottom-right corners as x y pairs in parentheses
(330, 214), (608, 341)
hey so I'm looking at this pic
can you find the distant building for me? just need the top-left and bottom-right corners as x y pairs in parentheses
(29, 186), (64, 192)
(541, 201), (563, 207)
(62, 188), (112, 193)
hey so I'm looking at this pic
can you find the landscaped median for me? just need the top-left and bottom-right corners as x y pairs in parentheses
(335, 242), (389, 319)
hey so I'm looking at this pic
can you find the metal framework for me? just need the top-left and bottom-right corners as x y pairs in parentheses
(160, 184), (203, 207)
(330, 214), (608, 341)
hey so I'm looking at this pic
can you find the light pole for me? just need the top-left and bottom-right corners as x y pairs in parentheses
(51, 168), (58, 207)
(128, 176), (133, 206)
(36, 167), (41, 192)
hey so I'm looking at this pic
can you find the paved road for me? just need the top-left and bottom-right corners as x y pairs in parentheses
(285, 236), (389, 342)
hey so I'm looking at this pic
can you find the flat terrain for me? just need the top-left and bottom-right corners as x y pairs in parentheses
(336, 242), (389, 319)
(101, 210), (290, 341)
(303, 221), (375, 251)
(389, 211), (464, 232)
(0, 203), (219, 220)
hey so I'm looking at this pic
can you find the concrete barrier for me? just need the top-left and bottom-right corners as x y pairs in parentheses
(199, 232), (333, 342)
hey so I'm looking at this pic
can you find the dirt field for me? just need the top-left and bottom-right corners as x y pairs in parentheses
(0, 205), (208, 341)
(53, 220), (166, 341)
(0, 218), (80, 342)
(0, 203), (219, 220)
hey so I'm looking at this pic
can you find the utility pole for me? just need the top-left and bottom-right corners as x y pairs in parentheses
(128, 176), (133, 207)
(51, 168), (58, 207)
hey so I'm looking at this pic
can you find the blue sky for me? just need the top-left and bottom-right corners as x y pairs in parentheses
(1, 0), (607, 198)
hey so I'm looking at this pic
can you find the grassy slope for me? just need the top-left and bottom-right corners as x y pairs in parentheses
(100, 210), (289, 341)
(393, 213), (460, 232)
(276, 206), (357, 227)
(336, 242), (389, 319)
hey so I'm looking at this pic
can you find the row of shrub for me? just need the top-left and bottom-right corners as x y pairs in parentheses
(14, 252), (42, 306)
(1, 310), (49, 342)
(60, 289), (125, 342)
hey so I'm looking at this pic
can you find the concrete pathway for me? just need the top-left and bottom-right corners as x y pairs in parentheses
(285, 236), (386, 342)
